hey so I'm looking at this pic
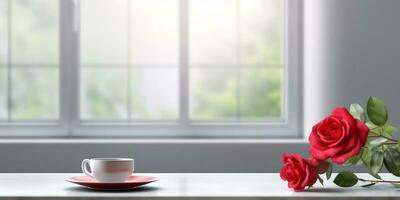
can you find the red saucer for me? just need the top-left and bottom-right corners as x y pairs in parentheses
(66, 175), (157, 190)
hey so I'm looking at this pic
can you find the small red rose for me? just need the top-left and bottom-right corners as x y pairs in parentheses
(309, 107), (369, 164)
(280, 153), (319, 192)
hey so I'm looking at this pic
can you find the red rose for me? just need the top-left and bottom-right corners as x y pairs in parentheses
(280, 153), (319, 192)
(309, 107), (369, 164)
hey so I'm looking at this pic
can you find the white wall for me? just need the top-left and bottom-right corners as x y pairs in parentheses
(304, 0), (400, 134)
(0, 141), (310, 172)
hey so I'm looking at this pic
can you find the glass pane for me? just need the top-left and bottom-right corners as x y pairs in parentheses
(0, 68), (7, 119)
(130, 0), (178, 65)
(190, 68), (237, 120)
(11, 0), (59, 64)
(0, 0), (7, 65)
(239, 68), (282, 119)
(81, 0), (128, 65)
(81, 68), (128, 120)
(190, 0), (237, 65)
(130, 68), (178, 120)
(240, 0), (283, 65)
(11, 68), (59, 120)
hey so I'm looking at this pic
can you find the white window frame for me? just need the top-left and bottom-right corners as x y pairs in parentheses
(0, 0), (303, 138)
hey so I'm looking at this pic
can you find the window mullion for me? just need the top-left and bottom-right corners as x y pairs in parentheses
(179, 0), (189, 128)
(235, 0), (241, 122)
(60, 0), (79, 135)
(6, 0), (11, 122)
(127, 0), (132, 121)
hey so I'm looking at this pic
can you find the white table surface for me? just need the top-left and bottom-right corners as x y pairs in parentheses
(0, 173), (400, 199)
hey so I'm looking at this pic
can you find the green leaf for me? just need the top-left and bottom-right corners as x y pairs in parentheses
(350, 103), (366, 122)
(366, 121), (378, 129)
(369, 172), (382, 180)
(366, 137), (388, 150)
(384, 146), (400, 177)
(333, 171), (358, 187)
(326, 162), (333, 180)
(344, 149), (363, 166)
(362, 148), (372, 167)
(367, 96), (388, 126)
(383, 125), (397, 138)
(370, 151), (384, 175)
(361, 183), (376, 187)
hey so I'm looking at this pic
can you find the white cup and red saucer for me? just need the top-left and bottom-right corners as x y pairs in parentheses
(66, 158), (157, 190)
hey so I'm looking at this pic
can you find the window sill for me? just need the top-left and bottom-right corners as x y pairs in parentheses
(0, 137), (307, 144)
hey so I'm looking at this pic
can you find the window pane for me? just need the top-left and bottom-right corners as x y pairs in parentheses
(11, 0), (59, 64)
(11, 67), (59, 120)
(239, 68), (282, 119)
(190, 0), (237, 65)
(0, 0), (7, 65)
(0, 68), (7, 119)
(240, 0), (283, 65)
(190, 68), (237, 120)
(130, 0), (178, 65)
(130, 68), (178, 119)
(81, 68), (128, 120)
(189, 0), (284, 122)
(81, 0), (128, 65)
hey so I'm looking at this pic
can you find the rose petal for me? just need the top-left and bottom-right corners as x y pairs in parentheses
(331, 107), (356, 126)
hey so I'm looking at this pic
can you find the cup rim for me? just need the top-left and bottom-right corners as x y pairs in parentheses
(89, 158), (133, 161)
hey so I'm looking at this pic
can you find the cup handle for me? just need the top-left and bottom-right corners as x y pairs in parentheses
(81, 159), (93, 177)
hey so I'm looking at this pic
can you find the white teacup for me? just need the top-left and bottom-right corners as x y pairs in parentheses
(81, 158), (134, 183)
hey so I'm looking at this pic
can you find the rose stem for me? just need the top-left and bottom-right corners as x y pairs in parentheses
(358, 178), (400, 184)
(384, 141), (398, 145)
(368, 135), (398, 143)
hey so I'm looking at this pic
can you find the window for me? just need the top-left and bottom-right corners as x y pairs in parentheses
(0, 0), (302, 137)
